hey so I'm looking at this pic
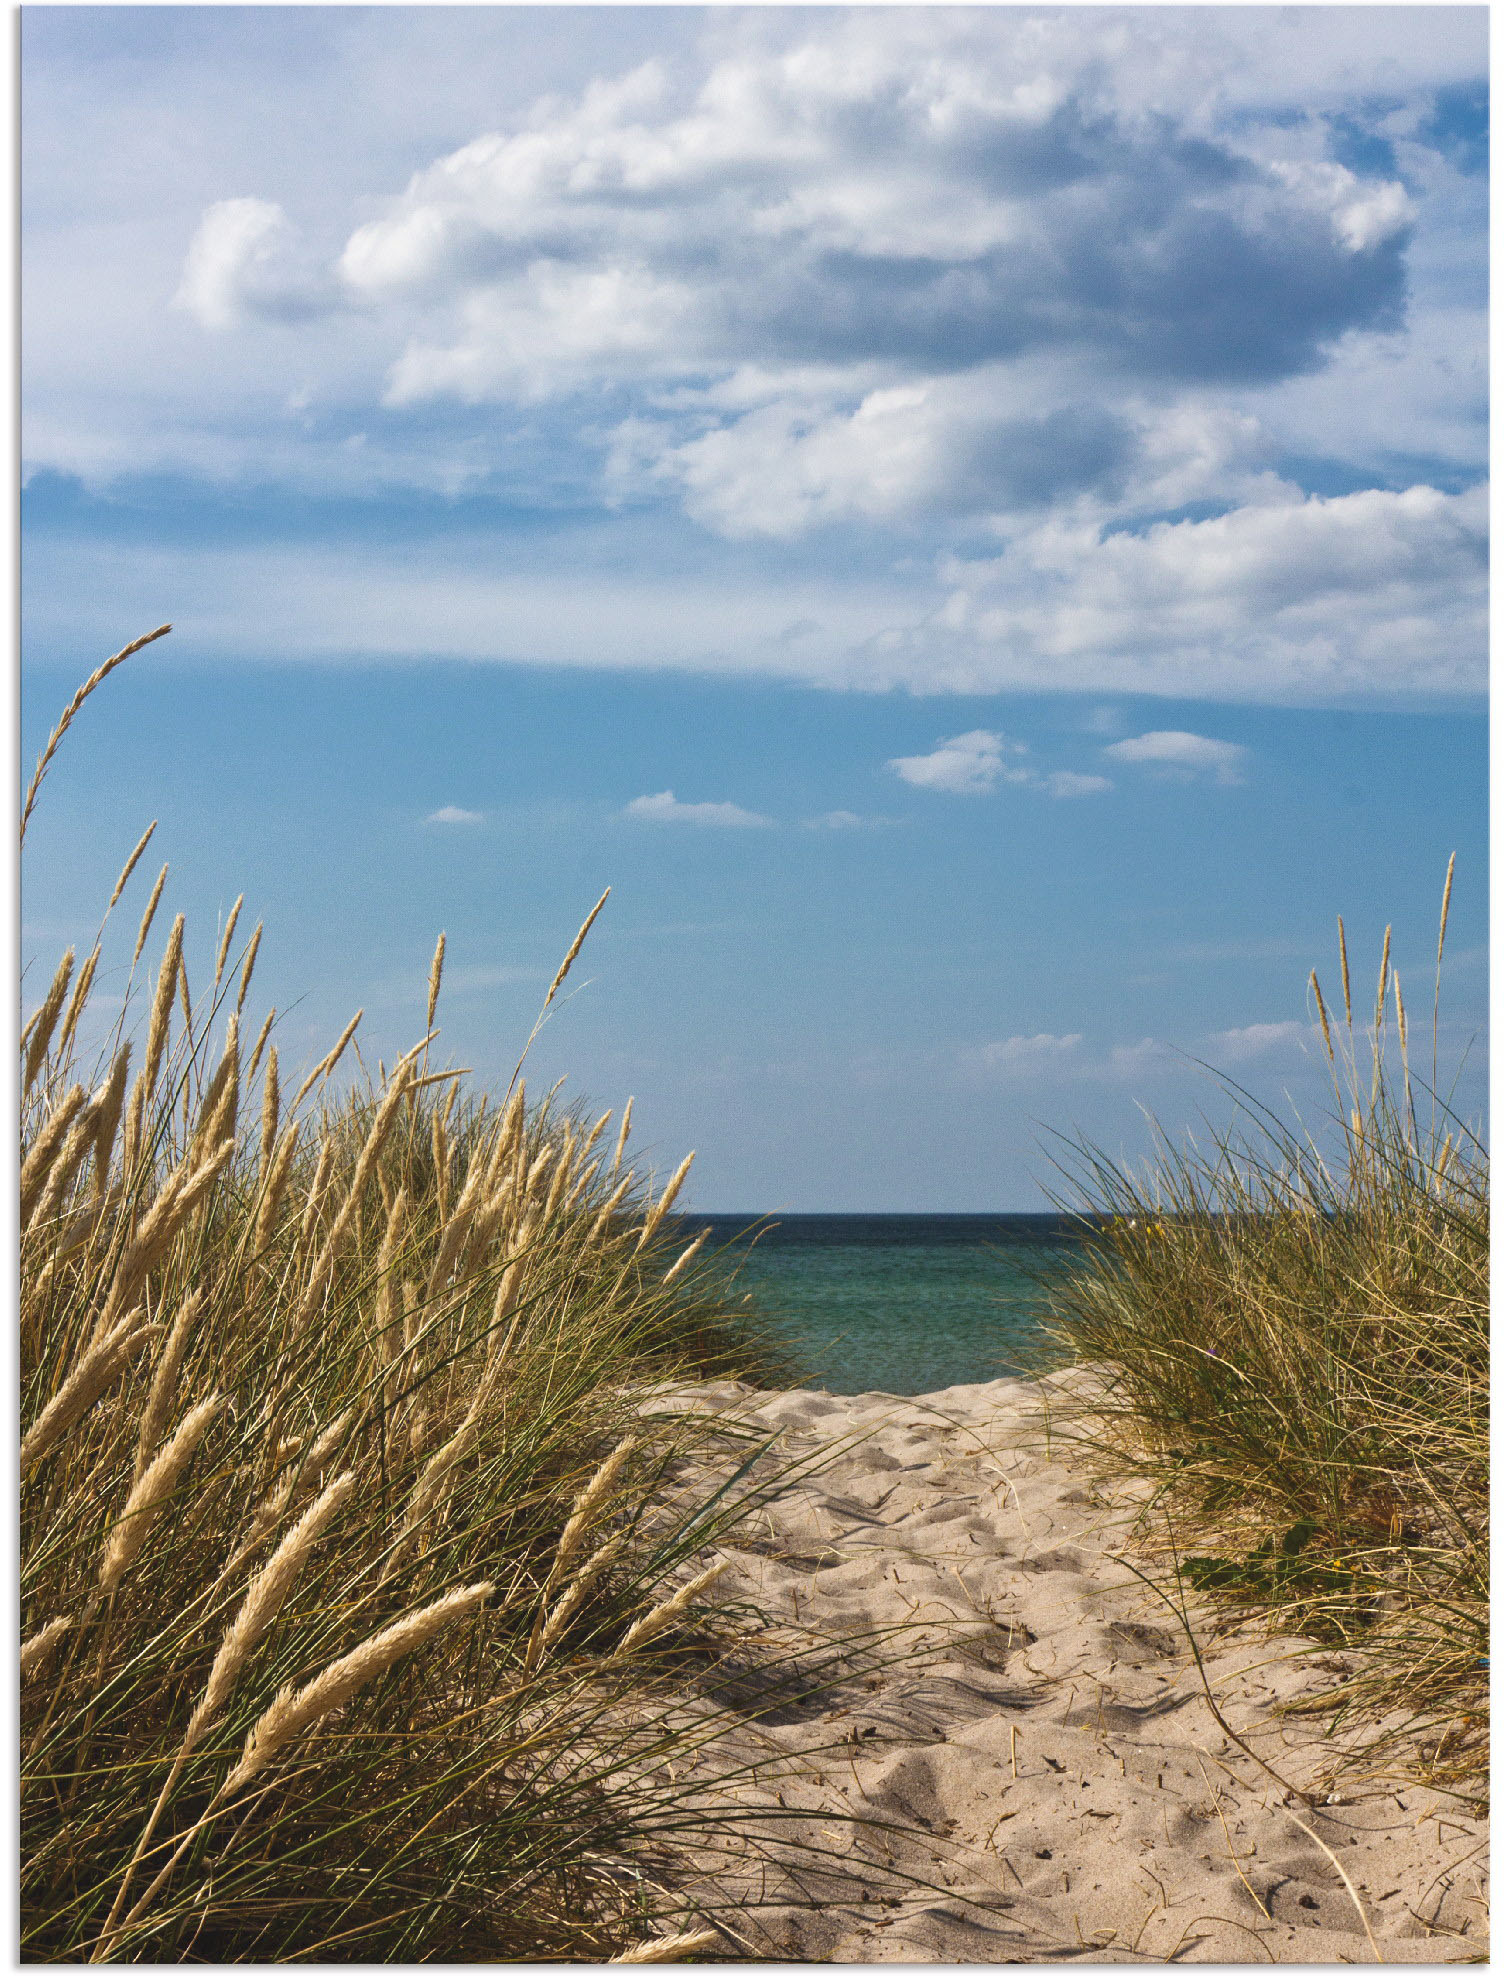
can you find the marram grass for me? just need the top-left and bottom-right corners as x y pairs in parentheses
(1045, 869), (1487, 1797)
(20, 652), (793, 1961)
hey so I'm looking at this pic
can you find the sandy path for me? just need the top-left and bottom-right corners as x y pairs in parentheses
(644, 1372), (1487, 1964)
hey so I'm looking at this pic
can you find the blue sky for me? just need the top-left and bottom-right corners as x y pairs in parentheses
(21, 6), (1486, 1209)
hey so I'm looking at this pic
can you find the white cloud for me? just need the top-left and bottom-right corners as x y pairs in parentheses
(1104, 1038), (1172, 1079)
(1207, 1019), (1309, 1062)
(1044, 771), (1112, 800)
(1103, 732), (1250, 785)
(916, 483), (1487, 701)
(22, 8), (1487, 707)
(325, 12), (1418, 424)
(888, 729), (1026, 795)
(982, 1032), (1083, 1072)
(175, 198), (333, 330)
(424, 804), (485, 825)
(889, 738), (1107, 802)
(624, 790), (772, 828)
(804, 809), (871, 830)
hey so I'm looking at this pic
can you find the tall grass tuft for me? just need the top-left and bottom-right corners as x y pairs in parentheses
(21, 643), (791, 1960)
(1045, 868), (1487, 1795)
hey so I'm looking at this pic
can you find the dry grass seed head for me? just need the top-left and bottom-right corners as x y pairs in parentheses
(236, 923), (264, 1015)
(1309, 971), (1334, 1064)
(259, 1048), (280, 1182)
(549, 1436), (639, 1588)
(98, 1138), (236, 1334)
(636, 1153), (695, 1252)
(291, 1011), (363, 1113)
(609, 1930), (721, 1964)
(20, 624), (171, 844)
(58, 946), (101, 1060)
(543, 887), (610, 1012)
(143, 916), (186, 1099)
(539, 1534), (627, 1654)
(214, 897), (244, 993)
(616, 1559), (729, 1657)
(426, 932), (446, 1033)
(175, 946), (192, 1034)
(21, 1313), (161, 1473)
(132, 865), (170, 971)
(24, 949), (76, 1093)
(20, 1084), (89, 1227)
(28, 1110), (99, 1235)
(21, 1615), (73, 1682)
(100, 1395), (221, 1597)
(219, 1580), (493, 1800)
(1375, 924), (1392, 1031)
(191, 1471), (358, 1742)
(662, 1228), (709, 1285)
(254, 1123), (301, 1258)
(109, 819), (158, 910)
(1337, 916), (1352, 1026)
(133, 1290), (204, 1483)
(190, 1026), (240, 1161)
(611, 1096), (633, 1174)
(297, 1137), (338, 1252)
(590, 1177), (634, 1244)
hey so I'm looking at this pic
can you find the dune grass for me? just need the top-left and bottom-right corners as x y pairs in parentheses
(19, 638), (808, 1961)
(1044, 873), (1487, 1796)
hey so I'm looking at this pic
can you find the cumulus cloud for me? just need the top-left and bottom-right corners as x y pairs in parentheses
(888, 729), (1026, 795)
(424, 803), (485, 825)
(335, 15), (1411, 411)
(24, 8), (1486, 707)
(624, 790), (772, 827)
(910, 483), (1487, 700)
(175, 198), (334, 330)
(888, 733), (1112, 801)
(1103, 732), (1250, 785)
(982, 1032), (1083, 1073)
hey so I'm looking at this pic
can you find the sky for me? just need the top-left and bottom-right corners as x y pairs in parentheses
(20, 5), (1487, 1211)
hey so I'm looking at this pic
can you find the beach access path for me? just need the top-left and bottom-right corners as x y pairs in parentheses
(642, 1370), (1487, 1964)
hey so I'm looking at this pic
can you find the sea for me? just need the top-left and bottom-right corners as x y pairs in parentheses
(678, 1213), (1088, 1397)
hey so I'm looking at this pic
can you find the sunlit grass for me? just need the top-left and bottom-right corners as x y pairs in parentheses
(1045, 870), (1487, 1796)
(20, 636), (801, 1961)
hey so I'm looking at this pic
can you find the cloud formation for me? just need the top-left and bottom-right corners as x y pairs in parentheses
(23, 8), (1488, 705)
(1044, 771), (1113, 800)
(176, 198), (333, 329)
(1103, 731), (1250, 784)
(424, 803), (485, 825)
(624, 790), (772, 828)
(982, 1032), (1083, 1073)
(1206, 1019), (1309, 1061)
(336, 18), (1412, 409)
(888, 729), (1025, 795)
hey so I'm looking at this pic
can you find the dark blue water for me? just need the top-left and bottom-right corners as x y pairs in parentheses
(680, 1213), (1086, 1396)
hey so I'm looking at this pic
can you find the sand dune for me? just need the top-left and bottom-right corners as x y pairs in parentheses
(642, 1371), (1487, 1964)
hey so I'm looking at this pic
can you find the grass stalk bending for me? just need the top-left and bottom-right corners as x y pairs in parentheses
(21, 680), (785, 1957)
(1046, 870), (1486, 1796)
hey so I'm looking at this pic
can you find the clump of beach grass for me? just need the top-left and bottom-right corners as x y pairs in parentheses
(1045, 866), (1487, 1796)
(19, 636), (797, 1962)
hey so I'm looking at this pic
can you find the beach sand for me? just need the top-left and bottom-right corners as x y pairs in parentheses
(640, 1370), (1487, 1964)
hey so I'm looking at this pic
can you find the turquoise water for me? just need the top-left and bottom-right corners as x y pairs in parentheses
(682, 1213), (1085, 1397)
